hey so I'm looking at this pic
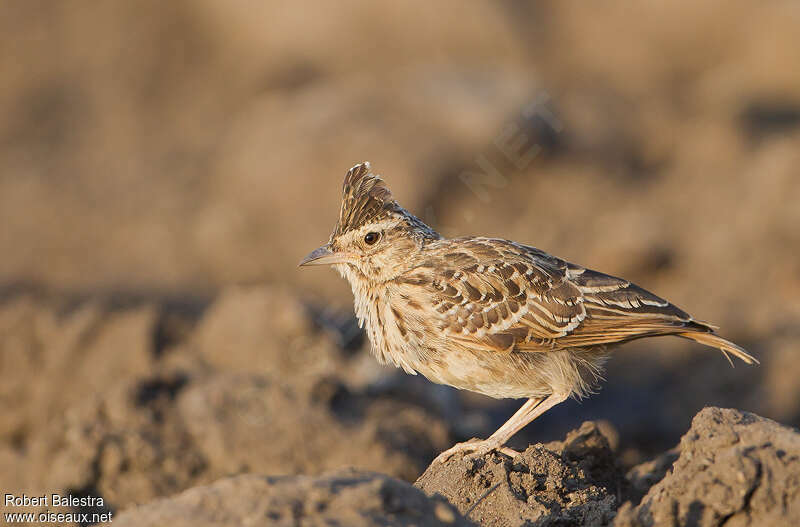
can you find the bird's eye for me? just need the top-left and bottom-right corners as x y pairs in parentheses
(364, 232), (380, 245)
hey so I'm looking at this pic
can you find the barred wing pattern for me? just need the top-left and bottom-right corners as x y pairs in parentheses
(408, 238), (756, 364)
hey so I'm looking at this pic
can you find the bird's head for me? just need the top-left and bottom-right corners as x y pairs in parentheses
(299, 162), (440, 285)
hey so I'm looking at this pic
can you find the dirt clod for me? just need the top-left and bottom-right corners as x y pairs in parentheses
(615, 407), (800, 527)
(416, 422), (620, 527)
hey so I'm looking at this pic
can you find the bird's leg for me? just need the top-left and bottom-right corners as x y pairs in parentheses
(434, 398), (544, 461)
(433, 392), (569, 464)
(486, 392), (567, 446)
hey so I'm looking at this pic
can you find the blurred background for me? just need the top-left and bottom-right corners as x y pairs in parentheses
(1, 0), (799, 518)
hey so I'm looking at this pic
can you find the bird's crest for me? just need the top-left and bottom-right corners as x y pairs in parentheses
(333, 162), (400, 237)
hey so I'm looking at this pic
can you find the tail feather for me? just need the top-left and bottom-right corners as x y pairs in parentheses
(678, 331), (759, 365)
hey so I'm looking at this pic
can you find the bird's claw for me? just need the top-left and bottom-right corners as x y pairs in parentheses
(432, 439), (519, 465)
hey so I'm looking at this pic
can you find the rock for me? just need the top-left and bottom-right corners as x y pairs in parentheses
(415, 422), (621, 527)
(114, 469), (473, 527)
(615, 407), (800, 527)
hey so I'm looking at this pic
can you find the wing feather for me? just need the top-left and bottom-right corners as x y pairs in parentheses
(397, 238), (754, 364)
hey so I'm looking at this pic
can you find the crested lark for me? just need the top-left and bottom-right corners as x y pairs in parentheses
(300, 162), (758, 462)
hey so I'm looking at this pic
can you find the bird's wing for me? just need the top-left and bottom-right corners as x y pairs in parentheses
(403, 238), (707, 354)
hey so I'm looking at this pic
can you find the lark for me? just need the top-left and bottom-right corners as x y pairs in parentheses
(300, 162), (758, 462)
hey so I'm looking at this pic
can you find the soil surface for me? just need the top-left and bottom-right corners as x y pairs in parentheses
(416, 422), (621, 526)
(114, 470), (470, 527)
(108, 407), (800, 526)
(1, 2), (799, 526)
(417, 408), (800, 527)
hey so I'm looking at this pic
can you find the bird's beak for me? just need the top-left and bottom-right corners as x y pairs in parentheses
(298, 244), (352, 267)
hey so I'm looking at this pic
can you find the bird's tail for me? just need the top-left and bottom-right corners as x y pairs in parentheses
(677, 331), (759, 366)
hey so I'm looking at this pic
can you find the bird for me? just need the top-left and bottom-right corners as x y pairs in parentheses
(299, 162), (758, 462)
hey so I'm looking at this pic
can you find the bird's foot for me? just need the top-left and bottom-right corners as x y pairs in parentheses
(432, 439), (519, 465)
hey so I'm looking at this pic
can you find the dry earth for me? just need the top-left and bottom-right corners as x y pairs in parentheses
(1, 1), (799, 526)
(2, 289), (799, 526)
(109, 407), (800, 526)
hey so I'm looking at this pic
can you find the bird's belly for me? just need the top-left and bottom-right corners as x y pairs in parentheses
(412, 347), (560, 399)
(369, 296), (607, 399)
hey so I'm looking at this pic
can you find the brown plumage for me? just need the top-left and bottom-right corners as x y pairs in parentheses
(300, 162), (758, 461)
